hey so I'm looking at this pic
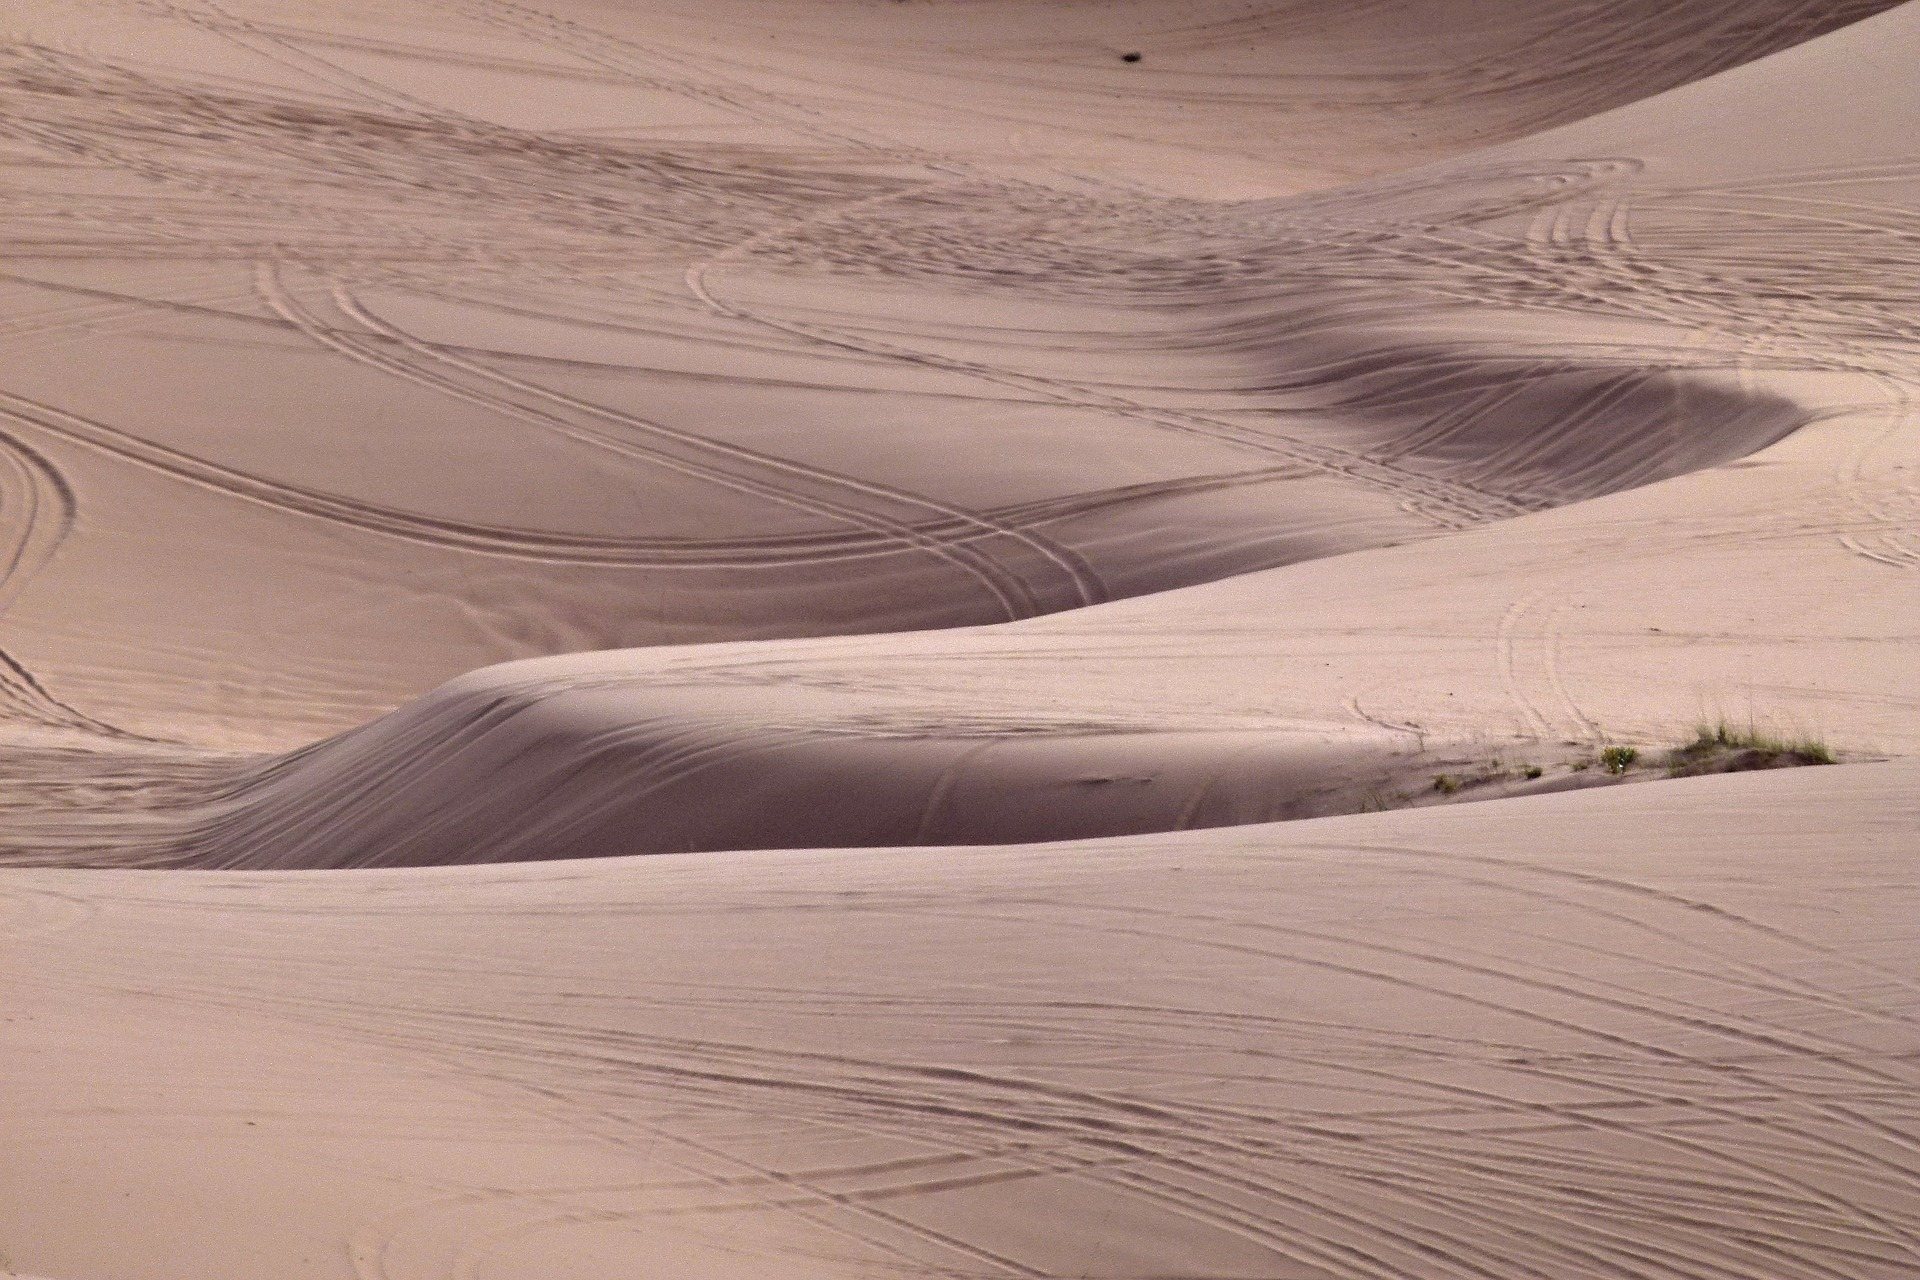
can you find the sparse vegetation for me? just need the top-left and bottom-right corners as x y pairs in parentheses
(1599, 745), (1638, 774)
(1345, 717), (1836, 821)
(1667, 722), (1835, 776)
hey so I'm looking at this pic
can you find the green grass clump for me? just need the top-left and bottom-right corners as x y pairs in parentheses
(1432, 773), (1461, 795)
(1599, 745), (1638, 775)
(1667, 722), (1835, 776)
(1522, 764), (1544, 780)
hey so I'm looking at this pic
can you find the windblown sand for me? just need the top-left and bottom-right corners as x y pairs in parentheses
(1, 1), (1916, 1276)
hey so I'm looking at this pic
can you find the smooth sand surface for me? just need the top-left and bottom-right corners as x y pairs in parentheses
(2, 1), (1917, 1276)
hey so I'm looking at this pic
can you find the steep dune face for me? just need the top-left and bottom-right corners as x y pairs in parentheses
(0, 0), (1902, 745)
(127, 6), (1920, 869)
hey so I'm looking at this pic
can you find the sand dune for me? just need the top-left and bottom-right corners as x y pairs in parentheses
(7, 764), (1920, 1278)
(2, 0), (1917, 1276)
(43, 2), (1909, 869)
(0, 0), (1903, 745)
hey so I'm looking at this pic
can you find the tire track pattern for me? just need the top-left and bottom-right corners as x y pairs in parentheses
(18, 786), (1920, 1279)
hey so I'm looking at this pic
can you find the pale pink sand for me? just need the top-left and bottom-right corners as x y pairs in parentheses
(1, 2), (1916, 1277)
(6, 764), (1918, 1278)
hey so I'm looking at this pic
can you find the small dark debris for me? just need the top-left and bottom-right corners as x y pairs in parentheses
(1121, 51), (1142, 63)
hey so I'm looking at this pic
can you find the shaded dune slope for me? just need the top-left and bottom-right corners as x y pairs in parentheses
(97, 6), (1920, 870)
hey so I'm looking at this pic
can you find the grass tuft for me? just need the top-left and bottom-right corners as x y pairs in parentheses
(1668, 722), (1835, 776)
(1599, 745), (1638, 775)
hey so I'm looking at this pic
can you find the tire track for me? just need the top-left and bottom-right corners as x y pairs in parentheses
(322, 272), (1107, 611)
(1495, 592), (1559, 740)
(689, 251), (1532, 534)
(0, 421), (140, 736)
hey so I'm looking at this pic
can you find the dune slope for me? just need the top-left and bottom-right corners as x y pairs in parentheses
(103, 4), (1920, 869)
(5, 763), (1919, 1279)
(2, 3), (1916, 1279)
(0, 0), (1903, 745)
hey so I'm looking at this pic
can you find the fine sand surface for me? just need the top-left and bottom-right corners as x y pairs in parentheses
(2, 0), (1918, 1276)
(6, 765), (1920, 1278)
(1, 0), (1908, 746)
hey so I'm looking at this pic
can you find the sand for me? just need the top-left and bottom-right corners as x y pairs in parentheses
(1, 0), (1916, 1275)
(7, 765), (1920, 1278)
